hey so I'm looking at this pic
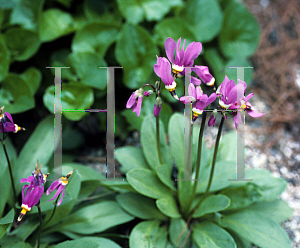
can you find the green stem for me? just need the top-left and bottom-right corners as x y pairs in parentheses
(156, 116), (163, 165)
(185, 112), (207, 215)
(43, 194), (60, 229)
(1, 141), (17, 205)
(37, 201), (42, 248)
(176, 116), (225, 245)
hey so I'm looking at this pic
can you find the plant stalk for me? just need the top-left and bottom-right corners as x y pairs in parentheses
(176, 116), (225, 245)
(43, 194), (60, 229)
(37, 201), (42, 248)
(156, 116), (163, 165)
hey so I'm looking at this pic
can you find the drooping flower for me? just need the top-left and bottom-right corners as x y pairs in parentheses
(0, 106), (25, 133)
(164, 37), (202, 76)
(46, 170), (74, 206)
(126, 88), (144, 117)
(192, 66), (215, 86)
(217, 76), (265, 129)
(153, 97), (162, 117)
(153, 56), (179, 100)
(180, 83), (216, 123)
(18, 162), (49, 223)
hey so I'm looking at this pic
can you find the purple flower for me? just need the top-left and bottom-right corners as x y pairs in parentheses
(153, 56), (179, 100)
(126, 88), (144, 117)
(208, 109), (218, 127)
(0, 107), (25, 133)
(18, 163), (49, 223)
(217, 76), (265, 129)
(153, 97), (162, 117)
(192, 66), (215, 86)
(165, 37), (202, 75)
(46, 170), (73, 206)
(180, 84), (216, 123)
(143, 90), (153, 97)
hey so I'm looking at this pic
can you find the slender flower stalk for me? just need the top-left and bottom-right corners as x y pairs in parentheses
(176, 116), (225, 245)
(37, 201), (42, 248)
(43, 194), (60, 229)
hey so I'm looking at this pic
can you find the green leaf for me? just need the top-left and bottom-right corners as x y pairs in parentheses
(245, 199), (293, 223)
(217, 131), (237, 162)
(129, 220), (168, 248)
(115, 146), (150, 173)
(155, 163), (176, 191)
(116, 0), (182, 25)
(116, 192), (167, 220)
(69, 237), (121, 248)
(169, 218), (190, 247)
(156, 197), (181, 218)
(43, 83), (94, 121)
(177, 169), (193, 214)
(10, 0), (44, 31)
(52, 239), (98, 248)
(127, 168), (172, 199)
(68, 52), (107, 90)
(193, 222), (236, 248)
(72, 22), (120, 57)
(100, 179), (135, 193)
(193, 194), (231, 217)
(220, 183), (263, 210)
(20, 67), (41, 96)
(15, 115), (55, 194)
(40, 9), (74, 42)
(60, 163), (105, 181)
(141, 115), (172, 169)
(181, 0), (223, 42)
(9, 219), (39, 241)
(0, 74), (35, 114)
(115, 24), (158, 89)
(221, 211), (291, 248)
(5, 28), (40, 61)
(43, 170), (81, 228)
(219, 1), (260, 58)
(58, 201), (134, 234)
(154, 17), (196, 46)
(0, 34), (9, 81)
(0, 209), (14, 239)
(0, 138), (16, 217)
(78, 181), (100, 199)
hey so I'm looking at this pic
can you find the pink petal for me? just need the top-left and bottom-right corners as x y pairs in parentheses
(164, 37), (176, 64)
(126, 92), (137, 108)
(247, 109), (265, 118)
(57, 188), (65, 206)
(46, 180), (60, 195)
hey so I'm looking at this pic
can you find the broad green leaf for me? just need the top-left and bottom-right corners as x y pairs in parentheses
(43, 83), (94, 121)
(220, 183), (263, 210)
(116, 192), (167, 220)
(52, 239), (98, 248)
(155, 163), (176, 191)
(219, 1), (260, 58)
(0, 74), (35, 114)
(193, 222), (236, 248)
(228, 231), (252, 248)
(127, 168), (172, 199)
(71, 237), (121, 248)
(0, 209), (14, 239)
(40, 9), (74, 42)
(169, 218), (190, 247)
(9, 219), (39, 241)
(224, 58), (253, 85)
(156, 196), (181, 218)
(245, 199), (293, 223)
(15, 116), (55, 194)
(0, 235), (32, 247)
(129, 220), (168, 248)
(78, 181), (100, 199)
(115, 24), (158, 89)
(20, 67), (41, 96)
(181, 0), (223, 42)
(58, 201), (134, 234)
(0, 138), (16, 217)
(68, 52), (107, 90)
(122, 97), (172, 132)
(141, 115), (172, 169)
(43, 171), (81, 228)
(221, 211), (291, 248)
(177, 169), (193, 214)
(217, 131), (237, 162)
(154, 17), (196, 46)
(72, 22), (120, 57)
(10, 0), (43, 31)
(59, 163), (105, 181)
(116, 0), (182, 25)
(115, 146), (149, 173)
(5, 28), (40, 61)
(0, 34), (9, 81)
(100, 179), (136, 193)
(193, 194), (231, 217)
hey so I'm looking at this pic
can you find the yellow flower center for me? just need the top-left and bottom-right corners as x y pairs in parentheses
(61, 177), (68, 185)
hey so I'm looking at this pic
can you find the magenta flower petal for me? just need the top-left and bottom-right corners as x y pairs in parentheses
(46, 180), (60, 195)
(234, 111), (242, 129)
(164, 37), (176, 64)
(133, 96), (143, 117)
(20, 176), (34, 184)
(247, 110), (265, 118)
(4, 112), (14, 123)
(180, 96), (195, 103)
(57, 188), (65, 206)
(208, 115), (216, 127)
(48, 184), (64, 202)
(244, 93), (254, 102)
(126, 92), (137, 108)
(188, 83), (196, 98)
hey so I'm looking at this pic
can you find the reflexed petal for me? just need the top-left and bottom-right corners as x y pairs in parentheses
(247, 109), (265, 118)
(135, 96), (143, 117)
(180, 96), (195, 103)
(191, 76), (201, 85)
(188, 83), (196, 98)
(4, 112), (14, 123)
(31, 186), (44, 207)
(165, 37), (176, 64)
(20, 176), (34, 183)
(244, 93), (254, 102)
(22, 184), (30, 203)
(175, 38), (181, 65)
(46, 180), (60, 195)
(234, 111), (242, 129)
(206, 93), (217, 105)
(48, 185), (64, 202)
(195, 86), (202, 100)
(237, 79), (247, 91)
(178, 39), (186, 63)
(208, 115), (216, 127)
(57, 188), (65, 206)
(227, 83), (244, 104)
(126, 93), (137, 108)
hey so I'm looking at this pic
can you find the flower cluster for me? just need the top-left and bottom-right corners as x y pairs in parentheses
(18, 163), (74, 223)
(126, 37), (264, 128)
(0, 106), (25, 137)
